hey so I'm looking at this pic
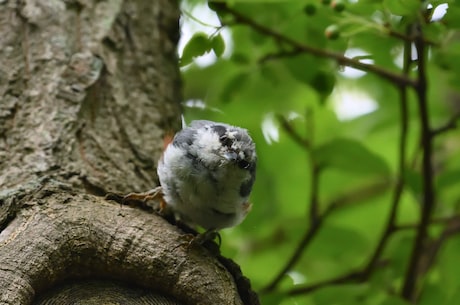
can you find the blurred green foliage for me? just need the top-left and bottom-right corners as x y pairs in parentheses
(179, 1), (460, 304)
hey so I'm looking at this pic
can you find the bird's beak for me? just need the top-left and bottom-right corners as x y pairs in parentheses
(223, 151), (238, 161)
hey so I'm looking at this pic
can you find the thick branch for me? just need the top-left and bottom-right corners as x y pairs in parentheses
(277, 115), (310, 148)
(0, 182), (245, 305)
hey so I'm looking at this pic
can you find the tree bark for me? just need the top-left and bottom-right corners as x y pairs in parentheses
(0, 1), (258, 304)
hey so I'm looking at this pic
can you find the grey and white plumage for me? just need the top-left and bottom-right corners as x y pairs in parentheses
(157, 120), (257, 230)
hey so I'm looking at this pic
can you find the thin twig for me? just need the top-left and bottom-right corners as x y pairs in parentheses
(361, 25), (412, 277)
(215, 3), (416, 88)
(309, 164), (321, 224)
(182, 9), (221, 28)
(261, 180), (389, 293)
(283, 215), (460, 297)
(396, 215), (460, 231)
(305, 109), (320, 223)
(262, 115), (320, 293)
(286, 214), (460, 297)
(277, 111), (321, 222)
(401, 24), (435, 303)
(339, 11), (438, 46)
(431, 112), (460, 137)
(277, 115), (310, 148)
(287, 270), (365, 295)
(286, 260), (389, 296)
(259, 49), (305, 64)
(261, 217), (324, 294)
(417, 215), (460, 277)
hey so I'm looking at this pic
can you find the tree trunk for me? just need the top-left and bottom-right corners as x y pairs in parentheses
(0, 1), (258, 304)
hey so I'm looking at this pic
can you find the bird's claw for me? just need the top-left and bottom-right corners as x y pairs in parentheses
(114, 186), (166, 212)
(122, 186), (162, 203)
(174, 230), (221, 254)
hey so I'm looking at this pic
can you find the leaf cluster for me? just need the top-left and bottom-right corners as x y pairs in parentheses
(180, 1), (460, 304)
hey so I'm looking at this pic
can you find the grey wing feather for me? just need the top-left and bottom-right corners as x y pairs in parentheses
(173, 120), (220, 148)
(172, 127), (197, 147)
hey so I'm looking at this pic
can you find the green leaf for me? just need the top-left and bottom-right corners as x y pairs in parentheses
(310, 70), (335, 101)
(180, 32), (212, 67)
(437, 169), (460, 190)
(439, 238), (460, 299)
(179, 2), (460, 301)
(447, 289), (460, 305)
(220, 72), (250, 103)
(418, 283), (447, 305)
(443, 6), (460, 29)
(309, 223), (369, 262)
(404, 167), (422, 200)
(313, 138), (390, 175)
(283, 54), (319, 85)
(211, 34), (226, 57)
(384, 0), (420, 17)
(231, 53), (251, 65)
(436, 169), (460, 208)
(378, 295), (410, 305)
(312, 284), (369, 305)
(260, 292), (286, 305)
(434, 42), (460, 71)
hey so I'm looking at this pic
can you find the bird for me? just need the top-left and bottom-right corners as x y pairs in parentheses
(124, 120), (257, 239)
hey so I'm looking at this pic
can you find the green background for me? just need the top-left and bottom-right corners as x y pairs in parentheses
(179, 1), (460, 304)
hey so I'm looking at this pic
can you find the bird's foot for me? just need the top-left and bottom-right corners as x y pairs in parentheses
(123, 186), (163, 205)
(176, 229), (221, 254)
(105, 186), (166, 212)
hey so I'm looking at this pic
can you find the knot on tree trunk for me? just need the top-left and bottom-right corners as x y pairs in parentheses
(1, 180), (257, 304)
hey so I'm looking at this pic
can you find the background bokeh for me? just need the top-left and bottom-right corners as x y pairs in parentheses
(178, 1), (460, 304)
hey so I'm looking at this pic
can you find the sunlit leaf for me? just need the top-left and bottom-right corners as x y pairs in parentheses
(180, 32), (212, 67)
(211, 33), (225, 57)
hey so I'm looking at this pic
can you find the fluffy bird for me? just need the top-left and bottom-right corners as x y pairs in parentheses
(124, 120), (257, 235)
(158, 120), (257, 231)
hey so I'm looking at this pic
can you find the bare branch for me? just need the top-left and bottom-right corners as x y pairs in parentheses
(261, 180), (389, 293)
(431, 112), (460, 137)
(214, 3), (417, 87)
(360, 25), (413, 277)
(277, 115), (310, 148)
(401, 24), (435, 303)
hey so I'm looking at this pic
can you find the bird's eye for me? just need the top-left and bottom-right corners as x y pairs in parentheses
(220, 135), (233, 148)
(237, 160), (250, 169)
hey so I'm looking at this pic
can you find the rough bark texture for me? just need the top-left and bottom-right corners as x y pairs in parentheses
(0, 1), (257, 304)
(0, 0), (180, 193)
